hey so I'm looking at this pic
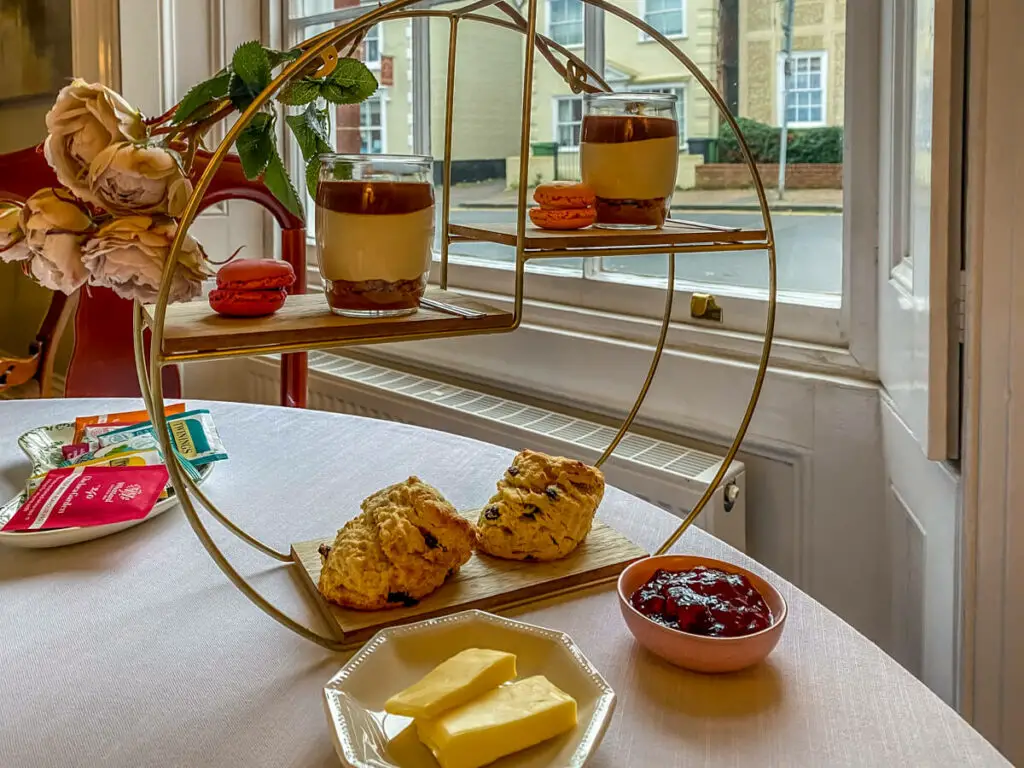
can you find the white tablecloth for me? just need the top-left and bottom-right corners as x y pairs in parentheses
(0, 399), (1007, 767)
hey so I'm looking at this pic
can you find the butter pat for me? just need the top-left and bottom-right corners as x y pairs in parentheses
(385, 648), (517, 719)
(416, 675), (578, 768)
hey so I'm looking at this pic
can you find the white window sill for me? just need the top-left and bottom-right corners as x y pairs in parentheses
(640, 33), (688, 43)
(300, 259), (869, 379)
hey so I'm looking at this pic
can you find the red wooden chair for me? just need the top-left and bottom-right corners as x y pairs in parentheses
(0, 146), (308, 407)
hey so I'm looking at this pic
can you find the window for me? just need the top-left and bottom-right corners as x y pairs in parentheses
(360, 93), (384, 154)
(643, 0), (685, 38)
(554, 96), (582, 148)
(286, 1), (874, 351)
(363, 24), (381, 68)
(779, 52), (827, 127)
(548, 0), (583, 47)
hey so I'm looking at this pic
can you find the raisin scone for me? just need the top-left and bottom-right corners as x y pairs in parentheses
(475, 450), (605, 561)
(317, 477), (475, 610)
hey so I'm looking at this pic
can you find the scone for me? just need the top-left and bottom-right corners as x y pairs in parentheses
(317, 477), (475, 610)
(475, 450), (605, 561)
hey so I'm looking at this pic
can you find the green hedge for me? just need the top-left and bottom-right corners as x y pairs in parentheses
(718, 117), (843, 164)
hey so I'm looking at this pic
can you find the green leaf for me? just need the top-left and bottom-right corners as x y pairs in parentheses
(173, 71), (230, 124)
(264, 145), (304, 218)
(277, 78), (321, 107)
(305, 156), (322, 199)
(265, 47), (303, 68)
(229, 72), (256, 112)
(235, 112), (274, 180)
(232, 40), (272, 91)
(320, 58), (378, 105)
(285, 103), (331, 162)
(306, 104), (330, 145)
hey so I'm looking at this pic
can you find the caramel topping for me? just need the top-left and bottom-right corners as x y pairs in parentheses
(581, 115), (677, 143)
(315, 180), (434, 215)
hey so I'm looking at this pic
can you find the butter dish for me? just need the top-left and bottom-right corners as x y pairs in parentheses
(323, 610), (615, 768)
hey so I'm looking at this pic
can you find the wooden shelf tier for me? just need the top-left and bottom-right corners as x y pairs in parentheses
(448, 218), (769, 258)
(142, 289), (514, 362)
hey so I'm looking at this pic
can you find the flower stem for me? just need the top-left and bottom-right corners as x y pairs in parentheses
(144, 104), (178, 127)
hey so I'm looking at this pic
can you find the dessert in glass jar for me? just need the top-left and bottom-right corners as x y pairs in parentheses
(581, 93), (679, 229)
(315, 154), (435, 317)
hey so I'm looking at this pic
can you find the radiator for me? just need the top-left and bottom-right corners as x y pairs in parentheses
(242, 352), (747, 552)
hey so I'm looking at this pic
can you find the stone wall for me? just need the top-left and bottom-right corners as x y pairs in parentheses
(695, 163), (842, 190)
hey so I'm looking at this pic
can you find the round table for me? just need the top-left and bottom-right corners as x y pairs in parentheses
(0, 399), (1007, 768)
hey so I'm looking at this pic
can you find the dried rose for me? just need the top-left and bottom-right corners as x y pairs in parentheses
(82, 215), (209, 304)
(89, 142), (193, 217)
(0, 202), (29, 263)
(19, 189), (93, 293)
(43, 80), (145, 201)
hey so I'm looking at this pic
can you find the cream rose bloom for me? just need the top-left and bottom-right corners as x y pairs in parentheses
(20, 189), (93, 293)
(0, 203), (29, 263)
(89, 143), (193, 217)
(82, 215), (209, 304)
(44, 80), (144, 200)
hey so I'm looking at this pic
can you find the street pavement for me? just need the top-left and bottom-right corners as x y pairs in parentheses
(439, 207), (843, 295)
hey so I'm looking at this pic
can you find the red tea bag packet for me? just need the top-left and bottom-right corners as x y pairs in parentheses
(3, 465), (170, 532)
(61, 443), (91, 463)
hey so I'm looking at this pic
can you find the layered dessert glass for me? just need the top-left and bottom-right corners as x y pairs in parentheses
(315, 154), (435, 317)
(581, 93), (679, 229)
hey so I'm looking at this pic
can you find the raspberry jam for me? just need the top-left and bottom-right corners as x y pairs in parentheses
(630, 566), (773, 637)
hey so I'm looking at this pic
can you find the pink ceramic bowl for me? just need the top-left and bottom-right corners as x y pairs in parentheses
(617, 554), (787, 673)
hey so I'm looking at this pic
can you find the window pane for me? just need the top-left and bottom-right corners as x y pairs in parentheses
(291, 17), (407, 229)
(423, 9), (582, 275)
(601, 1), (844, 296)
(548, 0), (583, 46)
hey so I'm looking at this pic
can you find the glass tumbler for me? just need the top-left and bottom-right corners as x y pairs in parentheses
(315, 154), (435, 317)
(581, 93), (679, 229)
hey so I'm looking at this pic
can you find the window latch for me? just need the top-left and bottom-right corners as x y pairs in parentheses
(690, 293), (723, 322)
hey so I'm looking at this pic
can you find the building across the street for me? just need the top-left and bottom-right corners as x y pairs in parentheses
(302, 0), (846, 189)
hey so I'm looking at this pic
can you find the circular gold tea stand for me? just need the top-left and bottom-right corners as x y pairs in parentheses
(133, 0), (776, 651)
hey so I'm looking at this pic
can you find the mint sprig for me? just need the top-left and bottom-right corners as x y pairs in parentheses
(165, 42), (378, 221)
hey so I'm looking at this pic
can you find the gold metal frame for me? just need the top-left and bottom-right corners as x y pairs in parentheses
(134, 0), (776, 650)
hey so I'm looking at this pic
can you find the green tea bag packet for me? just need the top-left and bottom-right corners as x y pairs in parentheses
(98, 409), (228, 470)
(61, 430), (200, 483)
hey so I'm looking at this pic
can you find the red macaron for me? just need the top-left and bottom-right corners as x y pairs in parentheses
(209, 258), (296, 317)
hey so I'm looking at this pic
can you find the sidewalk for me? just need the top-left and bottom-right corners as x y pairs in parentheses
(449, 180), (843, 213)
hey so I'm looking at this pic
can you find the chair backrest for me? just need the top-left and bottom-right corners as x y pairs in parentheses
(0, 146), (306, 402)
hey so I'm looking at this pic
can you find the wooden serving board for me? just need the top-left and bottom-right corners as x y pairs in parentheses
(143, 289), (513, 357)
(448, 219), (768, 251)
(292, 520), (647, 649)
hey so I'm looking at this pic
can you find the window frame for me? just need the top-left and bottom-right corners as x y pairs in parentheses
(362, 22), (382, 69)
(552, 94), (584, 150)
(638, 0), (687, 42)
(777, 50), (829, 128)
(358, 90), (387, 154)
(545, 0), (584, 49)
(284, 0), (882, 371)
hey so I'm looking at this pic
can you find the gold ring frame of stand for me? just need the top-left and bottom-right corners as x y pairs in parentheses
(134, 0), (776, 651)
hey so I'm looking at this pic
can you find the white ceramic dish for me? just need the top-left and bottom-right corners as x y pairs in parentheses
(323, 610), (615, 768)
(0, 422), (213, 549)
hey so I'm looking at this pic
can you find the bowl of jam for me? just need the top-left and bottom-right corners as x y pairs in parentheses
(617, 554), (787, 673)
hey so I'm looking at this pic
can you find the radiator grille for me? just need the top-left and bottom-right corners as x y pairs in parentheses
(297, 352), (725, 483)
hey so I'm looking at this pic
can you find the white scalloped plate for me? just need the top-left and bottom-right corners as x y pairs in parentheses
(323, 610), (615, 768)
(0, 422), (213, 549)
